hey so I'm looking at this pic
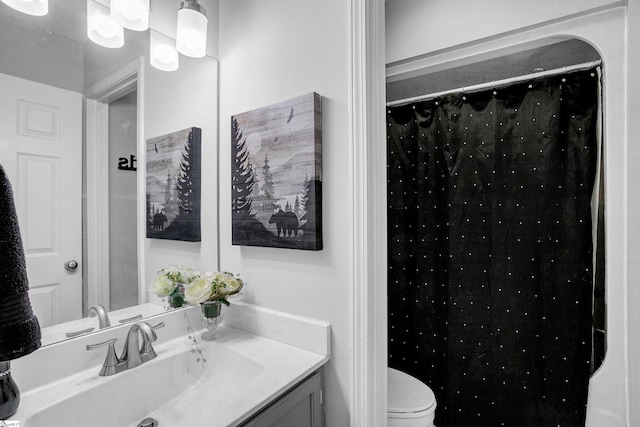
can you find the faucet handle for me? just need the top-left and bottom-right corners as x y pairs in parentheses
(118, 314), (143, 324)
(87, 338), (122, 376)
(151, 321), (165, 330)
(140, 322), (165, 361)
(65, 327), (96, 338)
(88, 304), (111, 328)
(86, 337), (117, 350)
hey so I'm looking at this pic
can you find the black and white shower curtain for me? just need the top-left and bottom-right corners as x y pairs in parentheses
(387, 68), (601, 426)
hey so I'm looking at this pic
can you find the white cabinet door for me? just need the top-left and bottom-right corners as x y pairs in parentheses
(242, 370), (324, 427)
(0, 72), (82, 327)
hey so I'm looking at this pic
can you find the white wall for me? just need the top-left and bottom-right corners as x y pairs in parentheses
(386, 1), (634, 426)
(218, 1), (352, 425)
(385, 0), (623, 64)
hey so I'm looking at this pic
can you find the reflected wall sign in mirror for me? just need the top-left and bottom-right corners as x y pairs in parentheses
(0, 0), (219, 346)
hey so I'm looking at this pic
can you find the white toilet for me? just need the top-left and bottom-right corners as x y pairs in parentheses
(388, 367), (437, 427)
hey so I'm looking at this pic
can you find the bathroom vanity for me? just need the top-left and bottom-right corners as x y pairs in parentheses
(10, 302), (330, 427)
(242, 369), (323, 427)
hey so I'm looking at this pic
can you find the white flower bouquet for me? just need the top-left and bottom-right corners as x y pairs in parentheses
(151, 266), (243, 309)
(151, 265), (200, 308)
(184, 271), (244, 306)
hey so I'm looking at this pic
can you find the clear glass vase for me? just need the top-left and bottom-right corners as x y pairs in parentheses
(200, 301), (223, 341)
(167, 284), (185, 309)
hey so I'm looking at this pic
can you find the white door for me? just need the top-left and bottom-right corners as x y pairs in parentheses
(0, 72), (82, 327)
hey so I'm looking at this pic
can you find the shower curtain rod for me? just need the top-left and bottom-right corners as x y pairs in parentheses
(386, 59), (602, 107)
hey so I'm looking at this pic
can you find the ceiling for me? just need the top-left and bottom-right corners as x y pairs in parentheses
(0, 0), (148, 92)
(1, 0), (87, 42)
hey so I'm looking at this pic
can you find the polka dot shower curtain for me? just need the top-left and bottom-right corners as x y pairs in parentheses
(387, 68), (601, 427)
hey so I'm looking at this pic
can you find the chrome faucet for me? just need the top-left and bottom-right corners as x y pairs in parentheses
(86, 321), (165, 376)
(66, 304), (112, 337)
(120, 322), (157, 369)
(88, 304), (111, 329)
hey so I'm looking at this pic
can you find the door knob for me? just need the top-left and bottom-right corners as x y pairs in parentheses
(64, 260), (79, 271)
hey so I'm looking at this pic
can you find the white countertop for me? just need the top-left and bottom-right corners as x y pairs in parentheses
(11, 303), (331, 427)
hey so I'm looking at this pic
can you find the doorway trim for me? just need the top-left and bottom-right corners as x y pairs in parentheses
(349, 0), (387, 426)
(84, 57), (146, 311)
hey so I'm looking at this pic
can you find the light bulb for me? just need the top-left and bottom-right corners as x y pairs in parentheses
(94, 12), (119, 39)
(156, 46), (176, 63)
(87, 0), (124, 49)
(180, 29), (203, 51)
(110, 0), (149, 31)
(150, 29), (179, 72)
(176, 1), (208, 58)
(1, 0), (48, 16)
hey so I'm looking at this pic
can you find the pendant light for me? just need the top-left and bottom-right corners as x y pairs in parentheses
(1, 0), (48, 16)
(176, 0), (208, 58)
(87, 0), (124, 49)
(110, 0), (149, 31)
(150, 30), (179, 72)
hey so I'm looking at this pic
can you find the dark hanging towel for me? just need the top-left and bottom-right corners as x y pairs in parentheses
(0, 164), (41, 361)
(387, 68), (600, 426)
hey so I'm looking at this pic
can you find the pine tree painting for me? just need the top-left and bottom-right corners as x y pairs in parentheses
(146, 127), (201, 241)
(231, 93), (322, 250)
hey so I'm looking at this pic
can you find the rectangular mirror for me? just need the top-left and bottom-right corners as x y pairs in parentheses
(0, 0), (219, 346)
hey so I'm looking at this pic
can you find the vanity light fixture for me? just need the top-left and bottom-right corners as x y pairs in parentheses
(1, 0), (48, 16)
(110, 0), (149, 31)
(150, 29), (179, 72)
(87, 0), (124, 49)
(176, 0), (208, 58)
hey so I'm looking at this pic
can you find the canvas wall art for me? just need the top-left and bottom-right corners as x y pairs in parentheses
(146, 127), (201, 242)
(231, 92), (322, 250)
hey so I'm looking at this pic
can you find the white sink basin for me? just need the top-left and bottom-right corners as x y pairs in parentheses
(17, 325), (325, 427)
(23, 336), (263, 427)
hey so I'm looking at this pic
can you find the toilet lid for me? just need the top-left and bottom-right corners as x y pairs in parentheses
(388, 367), (436, 414)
